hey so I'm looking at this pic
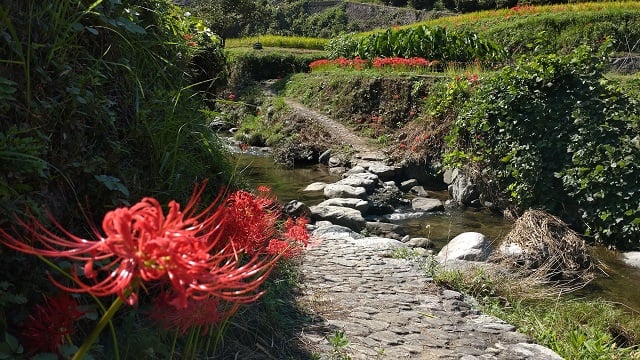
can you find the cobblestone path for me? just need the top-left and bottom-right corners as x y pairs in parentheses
(296, 233), (563, 360)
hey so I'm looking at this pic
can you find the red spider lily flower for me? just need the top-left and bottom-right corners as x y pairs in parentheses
(309, 59), (331, 71)
(283, 217), (310, 245)
(150, 291), (237, 335)
(19, 293), (85, 354)
(266, 239), (300, 258)
(221, 188), (280, 255)
(0, 182), (281, 308)
(182, 34), (194, 41)
(265, 217), (311, 258)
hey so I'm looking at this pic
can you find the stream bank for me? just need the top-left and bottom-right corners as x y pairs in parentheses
(228, 147), (565, 358)
(229, 145), (640, 316)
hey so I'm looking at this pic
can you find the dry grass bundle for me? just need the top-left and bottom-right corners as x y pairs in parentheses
(493, 209), (596, 285)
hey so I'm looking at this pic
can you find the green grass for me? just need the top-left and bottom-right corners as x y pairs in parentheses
(226, 35), (329, 50)
(432, 267), (640, 360)
(383, 1), (640, 32)
(344, 1), (640, 56)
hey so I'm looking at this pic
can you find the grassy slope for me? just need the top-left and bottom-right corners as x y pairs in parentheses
(357, 1), (640, 55)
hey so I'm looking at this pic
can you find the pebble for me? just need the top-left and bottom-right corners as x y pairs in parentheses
(297, 236), (564, 359)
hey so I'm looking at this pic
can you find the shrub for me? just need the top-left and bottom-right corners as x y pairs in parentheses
(225, 48), (326, 91)
(444, 41), (640, 248)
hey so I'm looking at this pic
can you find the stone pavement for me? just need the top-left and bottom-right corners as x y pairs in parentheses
(296, 226), (563, 359)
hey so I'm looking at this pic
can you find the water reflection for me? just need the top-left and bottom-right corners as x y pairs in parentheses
(394, 209), (512, 250)
(229, 151), (340, 204)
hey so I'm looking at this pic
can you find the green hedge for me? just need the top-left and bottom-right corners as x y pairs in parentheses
(225, 48), (327, 90)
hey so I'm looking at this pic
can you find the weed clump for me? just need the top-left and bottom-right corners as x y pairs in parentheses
(493, 210), (595, 284)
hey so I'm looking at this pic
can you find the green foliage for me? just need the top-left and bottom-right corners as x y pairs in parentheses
(0, 0), (231, 227)
(434, 267), (640, 359)
(327, 329), (351, 360)
(559, 83), (640, 247)
(188, 0), (258, 39)
(326, 25), (506, 64)
(443, 41), (640, 248)
(304, 3), (351, 38)
(0, 0), (234, 356)
(0, 127), (49, 222)
(420, 2), (640, 56)
(225, 48), (326, 91)
(495, 298), (640, 360)
(285, 72), (430, 132)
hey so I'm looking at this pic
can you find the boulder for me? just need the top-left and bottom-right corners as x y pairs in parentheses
(399, 179), (418, 192)
(318, 149), (331, 164)
(337, 173), (378, 192)
(412, 197), (444, 212)
(317, 198), (370, 213)
(312, 224), (364, 240)
(448, 172), (479, 206)
(350, 236), (407, 251)
(437, 232), (492, 262)
(621, 252), (640, 269)
(343, 165), (367, 176)
(329, 167), (347, 175)
(328, 156), (343, 167)
(367, 185), (407, 215)
(365, 221), (407, 240)
(283, 200), (310, 217)
(324, 183), (367, 199)
(406, 237), (433, 248)
(443, 168), (459, 185)
(304, 182), (327, 192)
(309, 205), (366, 231)
(366, 163), (398, 181)
(409, 185), (430, 197)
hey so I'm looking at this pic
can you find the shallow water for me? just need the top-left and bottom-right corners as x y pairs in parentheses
(230, 149), (640, 312)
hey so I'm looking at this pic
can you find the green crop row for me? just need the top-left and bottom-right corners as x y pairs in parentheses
(326, 25), (506, 64)
(226, 35), (329, 50)
(413, 2), (640, 55)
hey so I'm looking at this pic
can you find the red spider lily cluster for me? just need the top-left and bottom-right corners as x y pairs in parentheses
(19, 293), (85, 354)
(372, 57), (437, 69)
(0, 181), (311, 353)
(309, 57), (369, 71)
(150, 292), (227, 335)
(309, 56), (437, 72)
(510, 4), (537, 13)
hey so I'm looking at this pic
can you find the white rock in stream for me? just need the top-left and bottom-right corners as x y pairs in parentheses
(309, 205), (367, 231)
(621, 252), (640, 268)
(304, 182), (327, 192)
(437, 232), (492, 262)
(324, 183), (367, 199)
(317, 198), (369, 213)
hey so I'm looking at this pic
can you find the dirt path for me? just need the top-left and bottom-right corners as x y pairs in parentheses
(283, 98), (387, 162)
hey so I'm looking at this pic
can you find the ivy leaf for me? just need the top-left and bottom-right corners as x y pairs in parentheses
(94, 175), (130, 197)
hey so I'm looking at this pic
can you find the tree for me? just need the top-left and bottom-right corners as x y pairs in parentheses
(189, 0), (258, 41)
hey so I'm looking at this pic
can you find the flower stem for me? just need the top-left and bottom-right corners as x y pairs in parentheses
(73, 296), (124, 360)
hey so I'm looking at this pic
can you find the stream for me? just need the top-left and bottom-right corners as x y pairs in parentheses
(228, 148), (640, 313)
